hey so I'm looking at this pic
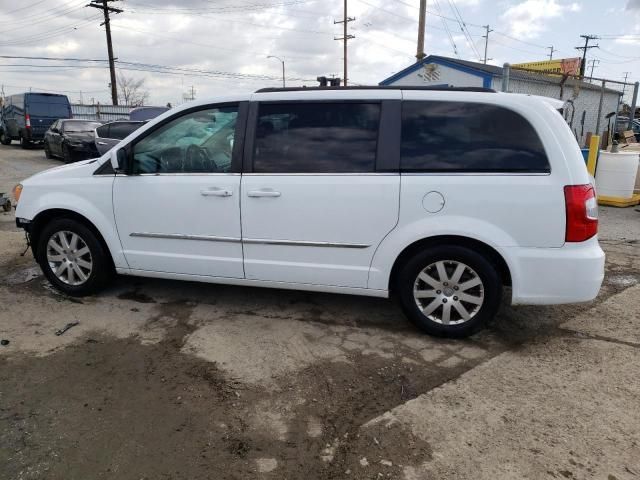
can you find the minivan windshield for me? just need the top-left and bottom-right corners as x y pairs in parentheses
(63, 121), (102, 133)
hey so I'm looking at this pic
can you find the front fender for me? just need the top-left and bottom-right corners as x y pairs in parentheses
(16, 181), (128, 269)
(367, 215), (518, 292)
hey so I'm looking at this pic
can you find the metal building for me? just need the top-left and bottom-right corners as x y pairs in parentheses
(380, 55), (622, 146)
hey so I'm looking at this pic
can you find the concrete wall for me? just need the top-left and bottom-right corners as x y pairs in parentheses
(387, 63), (485, 88)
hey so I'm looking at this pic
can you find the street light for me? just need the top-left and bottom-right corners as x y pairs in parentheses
(267, 55), (285, 88)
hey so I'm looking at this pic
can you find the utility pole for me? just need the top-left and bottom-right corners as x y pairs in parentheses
(416, 0), (427, 61)
(548, 46), (556, 60)
(482, 25), (493, 65)
(621, 71), (631, 104)
(575, 34), (599, 78)
(88, 0), (122, 105)
(587, 59), (600, 81)
(334, 0), (355, 86)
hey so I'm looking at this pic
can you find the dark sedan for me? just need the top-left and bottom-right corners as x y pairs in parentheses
(44, 119), (103, 162)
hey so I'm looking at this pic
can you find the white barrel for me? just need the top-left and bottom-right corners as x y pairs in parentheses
(595, 151), (640, 199)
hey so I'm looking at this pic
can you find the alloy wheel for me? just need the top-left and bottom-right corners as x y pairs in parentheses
(46, 231), (93, 286)
(413, 260), (485, 325)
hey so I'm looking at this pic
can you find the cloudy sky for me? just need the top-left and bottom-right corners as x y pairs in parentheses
(1, 0), (640, 105)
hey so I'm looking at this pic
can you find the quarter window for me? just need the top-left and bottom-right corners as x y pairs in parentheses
(401, 101), (550, 173)
(253, 102), (380, 173)
(95, 124), (110, 138)
(110, 122), (142, 140)
(132, 105), (238, 174)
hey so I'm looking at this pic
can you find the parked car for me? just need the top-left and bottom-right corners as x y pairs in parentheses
(13, 87), (604, 337)
(129, 106), (170, 121)
(0, 93), (72, 148)
(94, 120), (146, 155)
(44, 119), (103, 162)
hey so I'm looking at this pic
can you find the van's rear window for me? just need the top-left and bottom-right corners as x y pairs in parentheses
(401, 101), (550, 173)
(28, 102), (70, 117)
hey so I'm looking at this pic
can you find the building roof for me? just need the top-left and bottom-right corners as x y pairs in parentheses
(380, 55), (621, 95)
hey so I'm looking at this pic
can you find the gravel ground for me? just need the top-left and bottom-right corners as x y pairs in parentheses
(0, 145), (639, 480)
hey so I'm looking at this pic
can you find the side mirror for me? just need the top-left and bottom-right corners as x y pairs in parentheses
(110, 147), (129, 173)
(51, 128), (59, 133)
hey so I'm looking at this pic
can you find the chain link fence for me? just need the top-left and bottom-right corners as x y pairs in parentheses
(502, 65), (638, 148)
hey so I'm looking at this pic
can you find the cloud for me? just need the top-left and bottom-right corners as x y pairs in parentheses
(500, 0), (580, 39)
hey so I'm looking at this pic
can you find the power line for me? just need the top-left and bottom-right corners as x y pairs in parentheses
(3, 0), (49, 15)
(0, 16), (101, 46)
(433, 0), (458, 57)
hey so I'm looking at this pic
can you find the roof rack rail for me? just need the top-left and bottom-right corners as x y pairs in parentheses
(254, 85), (496, 93)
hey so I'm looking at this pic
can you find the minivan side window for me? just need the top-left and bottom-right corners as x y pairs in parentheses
(401, 101), (550, 173)
(253, 102), (380, 173)
(132, 105), (238, 174)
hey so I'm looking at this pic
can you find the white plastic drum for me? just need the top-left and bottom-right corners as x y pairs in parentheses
(595, 151), (640, 199)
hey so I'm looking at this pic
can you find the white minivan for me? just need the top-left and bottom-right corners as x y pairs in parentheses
(13, 87), (605, 337)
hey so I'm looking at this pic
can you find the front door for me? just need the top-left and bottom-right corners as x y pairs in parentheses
(240, 100), (400, 289)
(113, 103), (245, 278)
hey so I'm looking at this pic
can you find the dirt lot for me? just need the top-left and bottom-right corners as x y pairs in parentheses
(1, 144), (639, 480)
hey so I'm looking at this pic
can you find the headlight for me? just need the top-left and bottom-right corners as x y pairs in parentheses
(12, 183), (23, 203)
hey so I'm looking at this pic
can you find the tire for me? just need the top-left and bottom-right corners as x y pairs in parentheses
(36, 218), (112, 296)
(20, 135), (31, 149)
(62, 143), (72, 163)
(0, 131), (11, 145)
(44, 141), (53, 159)
(396, 245), (502, 337)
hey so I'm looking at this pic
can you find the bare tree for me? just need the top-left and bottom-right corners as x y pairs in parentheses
(116, 71), (150, 106)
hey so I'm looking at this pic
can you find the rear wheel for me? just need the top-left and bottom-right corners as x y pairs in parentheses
(36, 218), (112, 296)
(20, 135), (31, 149)
(396, 245), (502, 337)
(0, 131), (11, 145)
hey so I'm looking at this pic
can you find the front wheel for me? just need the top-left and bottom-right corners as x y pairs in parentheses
(396, 245), (502, 337)
(0, 131), (11, 145)
(44, 141), (53, 159)
(37, 218), (112, 296)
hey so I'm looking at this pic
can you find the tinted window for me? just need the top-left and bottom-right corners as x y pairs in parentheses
(109, 122), (142, 140)
(253, 102), (380, 173)
(401, 101), (550, 173)
(95, 124), (110, 138)
(26, 94), (70, 118)
(62, 121), (102, 133)
(132, 105), (238, 174)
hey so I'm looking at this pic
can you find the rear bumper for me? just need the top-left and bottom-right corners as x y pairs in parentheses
(507, 238), (605, 305)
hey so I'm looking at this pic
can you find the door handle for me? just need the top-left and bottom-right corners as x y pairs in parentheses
(247, 189), (281, 198)
(200, 187), (232, 197)
(97, 141), (107, 145)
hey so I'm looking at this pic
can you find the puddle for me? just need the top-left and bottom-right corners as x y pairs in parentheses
(4, 266), (41, 285)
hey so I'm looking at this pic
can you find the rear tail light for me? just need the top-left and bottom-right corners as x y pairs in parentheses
(564, 184), (598, 242)
(25, 114), (31, 128)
